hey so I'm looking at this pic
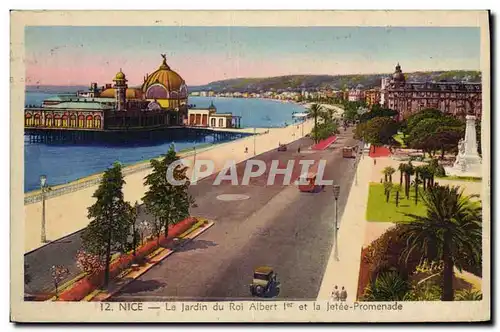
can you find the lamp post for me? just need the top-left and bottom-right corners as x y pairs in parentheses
(193, 146), (197, 182)
(131, 202), (139, 257)
(40, 175), (48, 243)
(139, 221), (150, 245)
(253, 127), (257, 156)
(50, 265), (69, 299)
(333, 185), (340, 261)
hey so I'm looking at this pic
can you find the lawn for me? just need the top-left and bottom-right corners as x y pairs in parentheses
(435, 175), (482, 182)
(393, 132), (407, 148)
(366, 183), (427, 223)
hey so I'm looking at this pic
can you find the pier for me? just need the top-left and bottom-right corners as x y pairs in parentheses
(24, 127), (249, 145)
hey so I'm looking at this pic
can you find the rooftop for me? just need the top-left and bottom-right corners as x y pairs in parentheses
(43, 102), (114, 110)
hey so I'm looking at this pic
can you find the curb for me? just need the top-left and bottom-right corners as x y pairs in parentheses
(86, 221), (215, 302)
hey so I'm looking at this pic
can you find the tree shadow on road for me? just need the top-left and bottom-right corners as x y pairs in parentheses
(175, 239), (218, 253)
(118, 279), (167, 294)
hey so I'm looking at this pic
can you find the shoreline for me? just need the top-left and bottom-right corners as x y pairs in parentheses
(24, 135), (242, 198)
(23, 125), (299, 200)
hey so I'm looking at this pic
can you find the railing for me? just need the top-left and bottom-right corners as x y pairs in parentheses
(23, 132), (259, 205)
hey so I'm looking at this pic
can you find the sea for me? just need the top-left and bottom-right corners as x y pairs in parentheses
(24, 91), (305, 192)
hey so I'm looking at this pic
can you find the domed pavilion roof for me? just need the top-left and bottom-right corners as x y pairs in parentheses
(141, 55), (187, 99)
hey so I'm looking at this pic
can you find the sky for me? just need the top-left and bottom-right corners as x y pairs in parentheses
(25, 26), (481, 86)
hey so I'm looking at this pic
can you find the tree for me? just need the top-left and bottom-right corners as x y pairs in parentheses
(143, 145), (193, 241)
(433, 127), (464, 159)
(393, 184), (401, 207)
(399, 184), (482, 301)
(354, 117), (399, 151)
(362, 271), (409, 301)
(476, 120), (482, 156)
(399, 162), (414, 199)
(406, 116), (464, 157)
(382, 166), (396, 183)
(76, 250), (105, 274)
(312, 121), (338, 141)
(383, 181), (393, 203)
(405, 108), (444, 134)
(81, 162), (133, 287)
(455, 289), (483, 301)
(359, 105), (398, 123)
(307, 103), (325, 143)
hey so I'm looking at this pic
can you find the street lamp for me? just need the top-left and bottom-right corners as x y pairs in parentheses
(193, 146), (197, 182)
(138, 221), (150, 245)
(50, 265), (69, 299)
(129, 201), (139, 257)
(40, 175), (48, 243)
(253, 127), (257, 156)
(333, 185), (340, 261)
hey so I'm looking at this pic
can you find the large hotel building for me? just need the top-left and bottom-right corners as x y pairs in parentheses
(380, 64), (482, 120)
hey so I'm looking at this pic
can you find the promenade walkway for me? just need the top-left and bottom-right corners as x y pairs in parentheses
(311, 136), (337, 151)
(24, 121), (313, 253)
(316, 152), (371, 301)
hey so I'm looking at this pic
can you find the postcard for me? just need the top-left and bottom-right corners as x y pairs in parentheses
(10, 10), (491, 323)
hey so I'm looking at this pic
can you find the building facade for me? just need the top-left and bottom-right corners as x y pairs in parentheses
(25, 55), (191, 132)
(187, 102), (241, 128)
(382, 63), (482, 120)
(365, 88), (381, 107)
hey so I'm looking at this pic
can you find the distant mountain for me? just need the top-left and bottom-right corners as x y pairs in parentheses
(26, 70), (481, 95)
(189, 70), (481, 93)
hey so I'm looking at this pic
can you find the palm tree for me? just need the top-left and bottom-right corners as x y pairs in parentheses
(382, 166), (396, 183)
(399, 184), (482, 301)
(307, 103), (325, 143)
(362, 271), (409, 301)
(455, 289), (483, 301)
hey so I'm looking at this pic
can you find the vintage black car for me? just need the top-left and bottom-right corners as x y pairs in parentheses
(249, 266), (280, 297)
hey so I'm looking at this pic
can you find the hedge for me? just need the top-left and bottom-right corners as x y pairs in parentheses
(57, 217), (197, 301)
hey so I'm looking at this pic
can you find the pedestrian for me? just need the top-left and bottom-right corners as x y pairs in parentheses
(374, 159), (377, 165)
(245, 147), (248, 153)
(331, 285), (340, 301)
(298, 146), (301, 154)
(340, 286), (348, 301)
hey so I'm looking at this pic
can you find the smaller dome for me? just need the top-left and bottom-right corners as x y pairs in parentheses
(392, 63), (405, 82)
(114, 69), (126, 81)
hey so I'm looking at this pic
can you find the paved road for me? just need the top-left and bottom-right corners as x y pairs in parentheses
(23, 133), (324, 297)
(109, 128), (361, 301)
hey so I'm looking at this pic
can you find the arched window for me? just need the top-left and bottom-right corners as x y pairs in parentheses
(219, 118), (224, 127)
(70, 114), (77, 127)
(34, 114), (41, 126)
(62, 115), (68, 127)
(78, 115), (85, 128)
(211, 118), (216, 127)
(94, 115), (101, 128)
(45, 114), (52, 127)
(86, 115), (93, 128)
(146, 84), (169, 99)
(54, 114), (61, 127)
(25, 113), (32, 126)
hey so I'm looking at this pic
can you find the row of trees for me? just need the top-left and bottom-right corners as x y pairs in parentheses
(80, 145), (193, 287)
(403, 109), (466, 158)
(363, 183), (482, 301)
(307, 103), (340, 142)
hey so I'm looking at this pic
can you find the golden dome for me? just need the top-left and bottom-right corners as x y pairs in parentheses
(100, 88), (143, 99)
(141, 55), (186, 97)
(114, 69), (126, 81)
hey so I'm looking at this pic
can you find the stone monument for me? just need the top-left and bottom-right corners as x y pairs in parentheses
(447, 114), (482, 177)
